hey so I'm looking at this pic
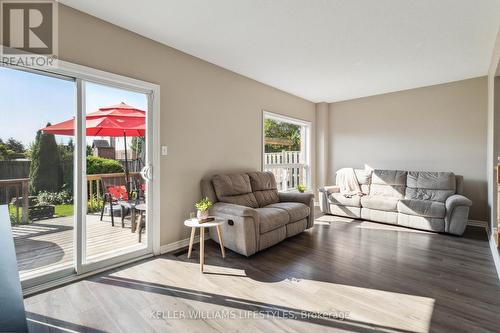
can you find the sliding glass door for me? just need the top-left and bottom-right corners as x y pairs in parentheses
(1, 63), (158, 291)
(81, 81), (152, 272)
(0, 66), (76, 281)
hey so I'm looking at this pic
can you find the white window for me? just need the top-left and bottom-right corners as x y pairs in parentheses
(262, 111), (311, 192)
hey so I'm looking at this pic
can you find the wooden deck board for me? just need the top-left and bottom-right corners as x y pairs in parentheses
(13, 214), (144, 277)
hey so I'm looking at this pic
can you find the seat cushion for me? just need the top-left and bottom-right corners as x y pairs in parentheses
(405, 171), (456, 203)
(397, 199), (445, 218)
(328, 193), (361, 207)
(265, 202), (310, 223)
(212, 173), (258, 208)
(256, 207), (290, 233)
(248, 172), (279, 207)
(360, 195), (399, 212)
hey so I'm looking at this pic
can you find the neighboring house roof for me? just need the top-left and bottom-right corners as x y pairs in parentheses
(92, 140), (110, 148)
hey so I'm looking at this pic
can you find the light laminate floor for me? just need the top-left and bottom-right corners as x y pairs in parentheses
(24, 213), (500, 333)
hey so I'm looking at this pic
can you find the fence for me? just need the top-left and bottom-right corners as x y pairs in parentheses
(117, 159), (143, 173)
(0, 178), (29, 223)
(263, 151), (309, 191)
(0, 160), (30, 204)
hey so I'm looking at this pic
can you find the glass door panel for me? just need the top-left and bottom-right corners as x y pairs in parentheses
(83, 81), (150, 264)
(0, 66), (76, 281)
(1, 64), (156, 290)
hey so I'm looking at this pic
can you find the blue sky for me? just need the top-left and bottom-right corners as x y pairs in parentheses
(0, 66), (148, 149)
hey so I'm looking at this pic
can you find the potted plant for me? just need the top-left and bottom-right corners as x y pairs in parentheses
(297, 184), (306, 193)
(195, 197), (213, 221)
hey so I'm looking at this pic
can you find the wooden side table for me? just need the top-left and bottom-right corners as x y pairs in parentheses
(184, 218), (226, 272)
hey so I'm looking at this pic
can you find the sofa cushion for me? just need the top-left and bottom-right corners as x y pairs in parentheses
(248, 172), (279, 207)
(265, 202), (310, 223)
(355, 169), (372, 194)
(253, 190), (279, 207)
(360, 195), (399, 212)
(369, 169), (407, 198)
(212, 174), (258, 208)
(405, 171), (456, 202)
(355, 169), (372, 185)
(328, 193), (361, 207)
(256, 207), (290, 233)
(397, 199), (445, 218)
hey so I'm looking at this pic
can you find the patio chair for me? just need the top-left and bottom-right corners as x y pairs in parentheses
(100, 175), (144, 229)
(100, 175), (130, 227)
(132, 174), (146, 202)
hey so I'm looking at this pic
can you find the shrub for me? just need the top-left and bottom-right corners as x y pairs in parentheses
(86, 156), (124, 175)
(87, 195), (103, 213)
(29, 128), (61, 193)
(36, 190), (73, 206)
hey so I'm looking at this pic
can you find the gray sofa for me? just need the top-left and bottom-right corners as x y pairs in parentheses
(201, 171), (314, 256)
(319, 169), (472, 235)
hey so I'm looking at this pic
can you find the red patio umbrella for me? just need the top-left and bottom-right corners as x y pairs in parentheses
(42, 102), (146, 193)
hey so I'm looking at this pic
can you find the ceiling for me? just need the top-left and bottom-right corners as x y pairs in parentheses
(60, 0), (500, 103)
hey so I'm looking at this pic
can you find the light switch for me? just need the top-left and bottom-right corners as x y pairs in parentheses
(161, 146), (168, 156)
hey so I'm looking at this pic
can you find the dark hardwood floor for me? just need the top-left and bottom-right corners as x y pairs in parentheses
(24, 211), (500, 332)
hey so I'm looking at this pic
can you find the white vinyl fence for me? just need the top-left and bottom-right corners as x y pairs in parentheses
(264, 151), (309, 191)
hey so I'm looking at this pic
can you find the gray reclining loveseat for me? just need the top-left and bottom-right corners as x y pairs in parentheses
(201, 171), (314, 256)
(319, 169), (472, 235)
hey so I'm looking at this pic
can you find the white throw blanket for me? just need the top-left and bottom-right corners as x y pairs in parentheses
(336, 168), (363, 198)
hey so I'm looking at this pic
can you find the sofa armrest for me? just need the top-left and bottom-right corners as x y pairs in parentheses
(318, 185), (340, 195)
(445, 194), (472, 211)
(445, 195), (472, 235)
(209, 202), (259, 256)
(210, 202), (259, 220)
(278, 192), (315, 229)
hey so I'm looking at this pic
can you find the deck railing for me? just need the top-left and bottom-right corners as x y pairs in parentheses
(0, 178), (29, 224)
(263, 151), (309, 191)
(87, 172), (141, 200)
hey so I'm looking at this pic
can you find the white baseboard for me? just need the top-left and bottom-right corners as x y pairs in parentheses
(467, 219), (489, 228)
(486, 228), (500, 282)
(464, 219), (500, 282)
(160, 232), (210, 255)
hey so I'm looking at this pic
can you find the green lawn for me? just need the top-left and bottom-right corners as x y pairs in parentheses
(8, 204), (74, 224)
(55, 204), (73, 217)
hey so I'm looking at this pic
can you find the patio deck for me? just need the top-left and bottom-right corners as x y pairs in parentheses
(12, 213), (145, 277)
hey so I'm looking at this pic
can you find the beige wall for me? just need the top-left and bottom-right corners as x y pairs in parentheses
(315, 102), (329, 189)
(487, 28), (500, 231)
(328, 77), (488, 221)
(57, 6), (316, 246)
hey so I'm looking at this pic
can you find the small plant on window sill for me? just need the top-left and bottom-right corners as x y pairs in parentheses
(297, 184), (306, 193)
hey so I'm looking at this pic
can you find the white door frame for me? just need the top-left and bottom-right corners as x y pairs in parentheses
(6, 60), (161, 292)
